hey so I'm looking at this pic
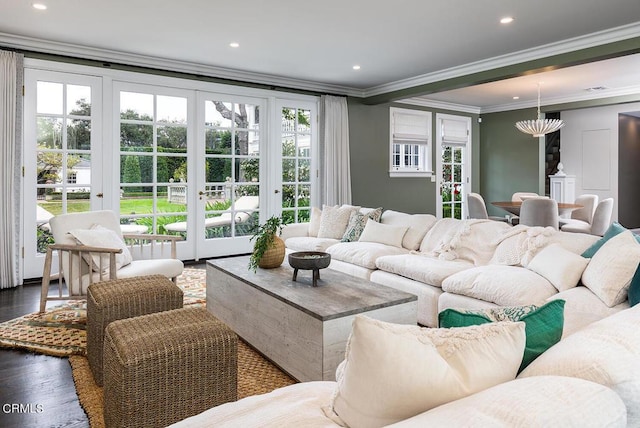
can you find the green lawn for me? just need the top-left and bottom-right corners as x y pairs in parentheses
(39, 198), (187, 216)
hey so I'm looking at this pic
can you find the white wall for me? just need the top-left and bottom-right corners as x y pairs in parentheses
(560, 101), (640, 223)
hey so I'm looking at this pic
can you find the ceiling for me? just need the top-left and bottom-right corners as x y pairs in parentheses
(1, 0), (639, 111)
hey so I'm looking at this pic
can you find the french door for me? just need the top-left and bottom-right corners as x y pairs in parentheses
(23, 62), (319, 278)
(436, 114), (471, 220)
(23, 69), (103, 279)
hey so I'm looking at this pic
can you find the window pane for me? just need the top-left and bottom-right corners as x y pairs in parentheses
(157, 95), (187, 123)
(37, 117), (63, 149)
(238, 157), (259, 182)
(282, 138), (296, 156)
(282, 159), (295, 182)
(235, 130), (250, 156)
(282, 184), (295, 208)
(157, 125), (187, 153)
(206, 158), (232, 183)
(120, 92), (153, 120)
(36, 151), (63, 184)
(67, 119), (91, 150)
(120, 123), (153, 151)
(69, 154), (91, 186)
(37, 82), (63, 115)
(67, 85), (91, 116)
(297, 109), (311, 133)
(206, 129), (232, 154)
(205, 101), (233, 128)
(298, 159), (310, 182)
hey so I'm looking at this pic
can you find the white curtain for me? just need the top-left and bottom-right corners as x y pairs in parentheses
(320, 95), (352, 205)
(0, 50), (23, 288)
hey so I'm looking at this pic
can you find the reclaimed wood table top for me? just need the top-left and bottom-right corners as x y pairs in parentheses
(207, 256), (416, 322)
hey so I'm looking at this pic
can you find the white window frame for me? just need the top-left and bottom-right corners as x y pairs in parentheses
(389, 107), (432, 177)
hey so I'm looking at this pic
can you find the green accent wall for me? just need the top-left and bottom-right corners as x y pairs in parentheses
(479, 108), (544, 217)
(347, 98), (479, 214)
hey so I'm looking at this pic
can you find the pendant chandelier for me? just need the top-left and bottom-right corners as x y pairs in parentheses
(515, 83), (564, 137)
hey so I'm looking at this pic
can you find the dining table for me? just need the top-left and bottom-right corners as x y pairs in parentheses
(491, 200), (583, 217)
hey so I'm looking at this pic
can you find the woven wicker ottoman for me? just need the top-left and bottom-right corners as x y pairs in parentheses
(87, 275), (183, 386)
(103, 307), (238, 428)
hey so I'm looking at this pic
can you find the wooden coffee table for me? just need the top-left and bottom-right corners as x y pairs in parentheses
(206, 256), (417, 382)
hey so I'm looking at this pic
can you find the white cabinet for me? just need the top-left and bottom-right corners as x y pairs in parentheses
(549, 174), (576, 204)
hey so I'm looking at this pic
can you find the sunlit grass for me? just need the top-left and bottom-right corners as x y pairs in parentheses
(38, 198), (187, 216)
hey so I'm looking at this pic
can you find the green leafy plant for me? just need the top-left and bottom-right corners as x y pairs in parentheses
(248, 216), (285, 272)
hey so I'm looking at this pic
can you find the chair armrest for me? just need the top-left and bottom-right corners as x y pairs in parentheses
(49, 243), (123, 254)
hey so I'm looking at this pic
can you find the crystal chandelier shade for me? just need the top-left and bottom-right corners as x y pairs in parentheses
(515, 84), (565, 137)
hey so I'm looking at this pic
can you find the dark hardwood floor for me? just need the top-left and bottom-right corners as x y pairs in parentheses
(0, 283), (89, 428)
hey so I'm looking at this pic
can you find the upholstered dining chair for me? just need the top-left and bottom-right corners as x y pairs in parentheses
(562, 198), (614, 236)
(559, 194), (598, 228)
(511, 192), (540, 202)
(40, 210), (184, 312)
(519, 198), (559, 229)
(467, 193), (508, 222)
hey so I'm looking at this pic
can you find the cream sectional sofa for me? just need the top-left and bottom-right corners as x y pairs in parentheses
(171, 305), (640, 427)
(280, 207), (631, 334)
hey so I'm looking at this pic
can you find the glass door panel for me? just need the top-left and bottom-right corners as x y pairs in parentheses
(24, 71), (102, 279)
(440, 146), (464, 219)
(280, 106), (313, 224)
(117, 89), (189, 235)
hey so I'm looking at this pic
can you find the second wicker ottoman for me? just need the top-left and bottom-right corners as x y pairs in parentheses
(103, 307), (238, 428)
(87, 275), (184, 386)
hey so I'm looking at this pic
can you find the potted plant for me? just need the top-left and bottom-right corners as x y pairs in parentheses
(249, 215), (286, 272)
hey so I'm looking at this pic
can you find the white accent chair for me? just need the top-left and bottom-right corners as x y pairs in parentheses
(562, 198), (614, 236)
(511, 192), (539, 202)
(164, 195), (259, 233)
(559, 194), (598, 228)
(467, 193), (508, 222)
(519, 198), (559, 229)
(40, 210), (184, 312)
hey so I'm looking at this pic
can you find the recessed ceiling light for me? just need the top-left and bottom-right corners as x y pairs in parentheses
(513, 96), (520, 100)
(229, 42), (240, 48)
(585, 86), (608, 92)
(352, 65), (361, 70)
(32, 3), (47, 10)
(500, 16), (514, 24)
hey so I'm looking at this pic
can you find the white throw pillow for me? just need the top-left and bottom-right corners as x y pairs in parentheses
(308, 206), (322, 237)
(317, 205), (359, 239)
(526, 243), (589, 292)
(68, 224), (133, 273)
(358, 220), (408, 248)
(582, 230), (640, 307)
(329, 315), (526, 427)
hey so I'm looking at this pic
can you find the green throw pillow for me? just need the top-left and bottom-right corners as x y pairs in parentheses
(581, 222), (640, 258)
(629, 262), (640, 307)
(438, 299), (565, 373)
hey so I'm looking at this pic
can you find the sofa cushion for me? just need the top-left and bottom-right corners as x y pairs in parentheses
(326, 242), (408, 270)
(526, 243), (589, 292)
(581, 230), (640, 307)
(329, 315), (526, 428)
(341, 207), (383, 242)
(386, 376), (627, 428)
(358, 220), (408, 248)
(519, 304), (640, 426)
(547, 286), (629, 338)
(285, 237), (339, 253)
(380, 210), (437, 251)
(317, 205), (359, 239)
(439, 300), (565, 373)
(376, 254), (473, 287)
(169, 381), (338, 428)
(441, 265), (557, 306)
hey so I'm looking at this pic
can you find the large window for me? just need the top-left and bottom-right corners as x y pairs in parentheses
(389, 107), (432, 177)
(281, 106), (312, 224)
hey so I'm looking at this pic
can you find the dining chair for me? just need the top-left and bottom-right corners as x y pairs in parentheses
(562, 198), (613, 236)
(559, 194), (598, 228)
(511, 192), (539, 202)
(467, 193), (508, 222)
(519, 198), (559, 229)
(40, 210), (184, 312)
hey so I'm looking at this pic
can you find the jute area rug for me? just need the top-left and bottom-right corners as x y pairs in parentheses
(0, 267), (296, 428)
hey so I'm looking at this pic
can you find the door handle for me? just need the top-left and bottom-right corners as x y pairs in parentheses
(274, 189), (280, 194)
(96, 192), (104, 198)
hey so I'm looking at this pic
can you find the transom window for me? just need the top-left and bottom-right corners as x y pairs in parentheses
(389, 107), (432, 177)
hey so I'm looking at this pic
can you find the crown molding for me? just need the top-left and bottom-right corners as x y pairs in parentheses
(396, 98), (481, 114)
(0, 32), (365, 97)
(363, 22), (640, 98)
